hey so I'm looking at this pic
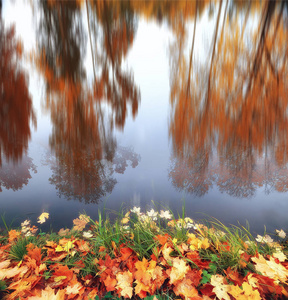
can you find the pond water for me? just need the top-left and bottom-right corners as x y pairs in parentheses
(1, 0), (288, 235)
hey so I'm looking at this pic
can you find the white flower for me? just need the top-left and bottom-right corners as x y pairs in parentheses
(185, 223), (194, 229)
(159, 210), (172, 219)
(147, 209), (158, 220)
(256, 234), (274, 244)
(83, 231), (93, 238)
(131, 206), (141, 215)
(276, 229), (286, 239)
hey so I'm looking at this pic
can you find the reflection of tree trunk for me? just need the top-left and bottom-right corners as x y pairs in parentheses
(246, 1), (276, 98)
(103, 0), (115, 68)
(186, 0), (198, 98)
(215, 0), (228, 67)
(206, 0), (223, 106)
(56, 4), (67, 54)
(86, 0), (96, 81)
(264, 1), (284, 82)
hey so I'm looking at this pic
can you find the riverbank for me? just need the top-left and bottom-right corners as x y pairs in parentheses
(0, 207), (287, 299)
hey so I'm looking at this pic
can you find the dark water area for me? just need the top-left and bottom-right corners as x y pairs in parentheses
(1, 0), (288, 235)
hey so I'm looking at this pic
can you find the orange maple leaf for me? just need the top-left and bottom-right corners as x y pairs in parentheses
(73, 214), (90, 231)
(154, 233), (171, 246)
(224, 267), (243, 286)
(26, 243), (42, 264)
(8, 230), (21, 243)
(135, 279), (150, 298)
(120, 247), (134, 261)
(51, 264), (74, 287)
(104, 275), (117, 292)
(135, 258), (150, 285)
(173, 278), (202, 300)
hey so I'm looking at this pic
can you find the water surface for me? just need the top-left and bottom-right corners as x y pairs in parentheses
(1, 0), (288, 235)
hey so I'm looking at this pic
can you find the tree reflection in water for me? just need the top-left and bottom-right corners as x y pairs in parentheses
(169, 1), (288, 197)
(0, 16), (37, 191)
(0, 20), (36, 166)
(33, 0), (141, 203)
(0, 156), (37, 192)
(44, 146), (140, 203)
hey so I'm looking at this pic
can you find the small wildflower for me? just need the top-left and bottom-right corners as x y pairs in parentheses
(159, 210), (172, 219)
(276, 229), (286, 239)
(83, 231), (93, 238)
(139, 214), (150, 223)
(131, 206), (141, 215)
(185, 222), (194, 229)
(147, 209), (158, 220)
(255, 234), (273, 244)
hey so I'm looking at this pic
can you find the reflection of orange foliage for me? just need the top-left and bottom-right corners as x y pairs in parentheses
(89, 0), (140, 128)
(169, 2), (288, 196)
(32, 1), (142, 202)
(0, 155), (37, 192)
(0, 21), (36, 166)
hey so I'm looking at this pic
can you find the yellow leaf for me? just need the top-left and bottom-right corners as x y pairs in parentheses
(64, 241), (74, 252)
(252, 254), (288, 282)
(116, 271), (133, 298)
(37, 212), (49, 224)
(54, 275), (67, 282)
(200, 238), (210, 250)
(273, 251), (287, 262)
(169, 257), (189, 284)
(247, 273), (258, 288)
(121, 217), (129, 224)
(210, 275), (230, 300)
(172, 238), (178, 244)
(228, 282), (261, 300)
(55, 245), (64, 252)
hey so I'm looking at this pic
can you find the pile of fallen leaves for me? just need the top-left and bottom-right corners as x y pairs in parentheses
(0, 208), (288, 299)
